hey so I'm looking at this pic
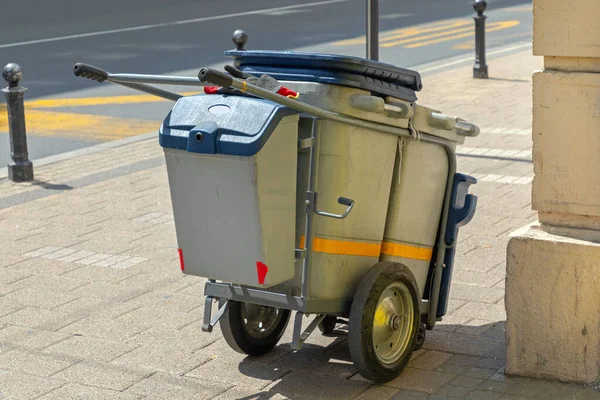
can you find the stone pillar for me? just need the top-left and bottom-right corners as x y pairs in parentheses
(505, 0), (600, 384)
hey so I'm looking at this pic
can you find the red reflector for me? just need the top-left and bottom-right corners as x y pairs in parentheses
(256, 261), (268, 285)
(178, 248), (185, 271)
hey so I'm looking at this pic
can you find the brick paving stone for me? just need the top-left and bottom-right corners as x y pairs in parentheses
(449, 284), (505, 304)
(408, 350), (453, 371)
(38, 383), (143, 400)
(463, 367), (499, 380)
(0, 253), (28, 268)
(111, 336), (214, 375)
(68, 282), (148, 302)
(455, 319), (496, 336)
(53, 361), (149, 391)
(1, 287), (78, 309)
(60, 316), (149, 341)
(0, 268), (32, 285)
(434, 383), (475, 398)
(352, 385), (400, 400)
(270, 345), (357, 379)
(195, 337), (290, 367)
(186, 358), (291, 391)
(380, 367), (455, 393)
(423, 329), (504, 359)
(452, 301), (506, 322)
(0, 326), (70, 350)
(0, 370), (63, 399)
(210, 387), (297, 400)
(449, 375), (486, 389)
(434, 315), (471, 333)
(0, 307), (82, 331)
(124, 290), (204, 313)
(116, 304), (201, 330)
(389, 389), (429, 399)
(43, 335), (139, 363)
(0, 348), (74, 376)
(8, 257), (82, 276)
(62, 264), (143, 283)
(11, 274), (88, 292)
(451, 270), (504, 288)
(443, 355), (506, 370)
(261, 370), (369, 400)
(466, 389), (504, 400)
(51, 297), (112, 315)
(126, 372), (230, 400)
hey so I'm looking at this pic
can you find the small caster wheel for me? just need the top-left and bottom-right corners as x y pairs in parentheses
(318, 315), (337, 335)
(348, 262), (420, 383)
(414, 323), (426, 351)
(219, 300), (290, 356)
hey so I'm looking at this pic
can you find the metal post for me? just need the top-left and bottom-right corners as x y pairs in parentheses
(473, 0), (488, 79)
(2, 63), (33, 182)
(366, 0), (379, 61)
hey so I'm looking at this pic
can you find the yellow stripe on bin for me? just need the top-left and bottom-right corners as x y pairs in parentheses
(380, 242), (433, 261)
(299, 236), (381, 257)
(299, 236), (433, 261)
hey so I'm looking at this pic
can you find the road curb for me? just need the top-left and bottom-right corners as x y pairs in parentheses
(0, 131), (157, 180)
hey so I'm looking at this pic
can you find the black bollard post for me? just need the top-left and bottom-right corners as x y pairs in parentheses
(232, 29), (248, 51)
(473, 0), (488, 79)
(366, 0), (379, 61)
(2, 63), (33, 182)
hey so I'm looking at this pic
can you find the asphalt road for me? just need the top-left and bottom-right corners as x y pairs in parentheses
(0, 0), (532, 167)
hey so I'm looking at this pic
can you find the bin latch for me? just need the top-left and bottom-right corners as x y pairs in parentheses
(308, 192), (355, 220)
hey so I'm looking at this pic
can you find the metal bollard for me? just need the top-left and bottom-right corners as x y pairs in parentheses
(232, 29), (248, 51)
(2, 63), (33, 182)
(366, 0), (379, 61)
(473, 0), (488, 79)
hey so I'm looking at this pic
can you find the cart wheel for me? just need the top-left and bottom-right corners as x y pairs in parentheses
(318, 315), (337, 335)
(219, 300), (290, 357)
(348, 262), (420, 383)
(414, 323), (426, 351)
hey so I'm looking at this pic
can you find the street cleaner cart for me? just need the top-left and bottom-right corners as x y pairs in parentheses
(73, 33), (478, 383)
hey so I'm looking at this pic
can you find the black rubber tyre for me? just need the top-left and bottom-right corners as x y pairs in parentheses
(348, 262), (420, 383)
(414, 323), (426, 351)
(318, 315), (338, 334)
(219, 300), (290, 357)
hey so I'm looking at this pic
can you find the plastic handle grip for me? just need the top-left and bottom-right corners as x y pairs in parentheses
(198, 68), (234, 88)
(73, 63), (109, 82)
(338, 197), (353, 207)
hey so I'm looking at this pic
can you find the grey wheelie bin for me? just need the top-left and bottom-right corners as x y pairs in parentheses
(72, 46), (478, 383)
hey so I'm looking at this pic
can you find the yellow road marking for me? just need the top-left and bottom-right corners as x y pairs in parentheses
(403, 21), (520, 49)
(334, 19), (520, 49)
(380, 20), (472, 43)
(381, 25), (476, 47)
(333, 19), (468, 46)
(0, 109), (159, 140)
(22, 91), (200, 109)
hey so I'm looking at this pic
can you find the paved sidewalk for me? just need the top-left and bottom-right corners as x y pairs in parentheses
(0, 49), (599, 400)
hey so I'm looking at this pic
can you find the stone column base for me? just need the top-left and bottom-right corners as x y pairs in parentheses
(506, 222), (600, 384)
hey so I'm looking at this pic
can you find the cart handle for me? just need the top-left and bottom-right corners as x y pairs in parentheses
(73, 62), (182, 102)
(316, 197), (355, 220)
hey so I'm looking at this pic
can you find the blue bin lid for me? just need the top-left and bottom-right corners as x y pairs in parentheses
(236, 65), (418, 102)
(224, 50), (423, 92)
(159, 94), (297, 156)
